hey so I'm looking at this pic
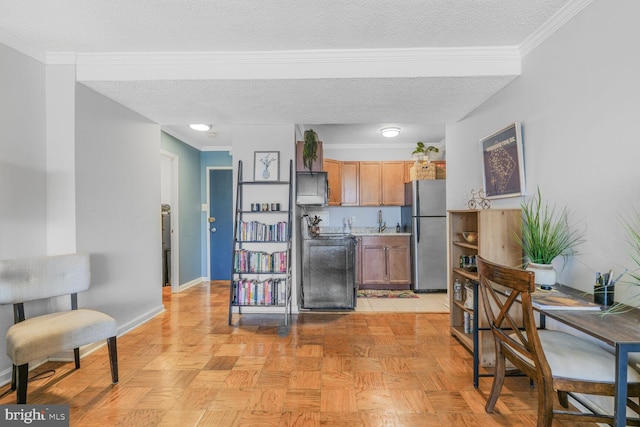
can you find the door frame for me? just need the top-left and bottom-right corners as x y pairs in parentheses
(206, 165), (233, 280)
(161, 149), (180, 294)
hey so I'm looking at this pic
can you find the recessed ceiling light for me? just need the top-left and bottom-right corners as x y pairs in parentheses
(189, 124), (211, 132)
(380, 127), (401, 138)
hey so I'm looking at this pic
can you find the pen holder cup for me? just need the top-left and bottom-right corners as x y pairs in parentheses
(594, 284), (614, 306)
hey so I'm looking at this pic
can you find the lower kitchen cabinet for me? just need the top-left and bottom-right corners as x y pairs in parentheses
(357, 235), (411, 290)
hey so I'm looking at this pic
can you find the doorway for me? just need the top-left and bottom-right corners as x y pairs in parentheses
(160, 150), (179, 293)
(208, 168), (233, 280)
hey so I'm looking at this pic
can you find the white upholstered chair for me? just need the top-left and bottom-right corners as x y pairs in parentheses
(0, 253), (118, 404)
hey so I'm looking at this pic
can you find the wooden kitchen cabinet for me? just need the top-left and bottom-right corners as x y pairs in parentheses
(381, 161), (405, 205)
(358, 162), (382, 206)
(358, 235), (411, 290)
(323, 158), (342, 206)
(296, 141), (323, 172)
(358, 161), (406, 206)
(341, 161), (359, 206)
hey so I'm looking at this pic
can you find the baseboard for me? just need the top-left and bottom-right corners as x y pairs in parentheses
(178, 277), (207, 292)
(0, 303), (166, 388)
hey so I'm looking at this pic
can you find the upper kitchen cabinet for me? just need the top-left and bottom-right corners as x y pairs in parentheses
(323, 158), (342, 206)
(341, 161), (359, 206)
(381, 161), (405, 205)
(296, 141), (323, 172)
(359, 161), (406, 206)
(358, 162), (382, 206)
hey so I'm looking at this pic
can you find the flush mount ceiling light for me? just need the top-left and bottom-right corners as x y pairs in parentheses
(380, 127), (401, 138)
(189, 124), (211, 132)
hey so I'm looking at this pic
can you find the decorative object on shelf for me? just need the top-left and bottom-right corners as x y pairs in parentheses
(254, 151), (280, 181)
(467, 189), (490, 209)
(302, 129), (319, 172)
(515, 187), (585, 288)
(480, 122), (525, 199)
(411, 142), (439, 168)
(461, 231), (478, 244)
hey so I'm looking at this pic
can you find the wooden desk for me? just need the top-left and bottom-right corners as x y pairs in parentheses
(472, 283), (640, 427)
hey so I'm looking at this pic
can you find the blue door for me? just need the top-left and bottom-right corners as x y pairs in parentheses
(209, 169), (233, 280)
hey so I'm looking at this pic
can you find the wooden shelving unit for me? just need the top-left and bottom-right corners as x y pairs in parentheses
(448, 209), (522, 368)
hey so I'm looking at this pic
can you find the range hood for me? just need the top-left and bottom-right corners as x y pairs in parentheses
(296, 172), (328, 206)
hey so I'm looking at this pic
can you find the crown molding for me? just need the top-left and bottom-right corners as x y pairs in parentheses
(519, 0), (594, 58)
(46, 52), (77, 65)
(75, 46), (521, 81)
(75, 46), (521, 65)
(0, 28), (45, 63)
(324, 143), (417, 151)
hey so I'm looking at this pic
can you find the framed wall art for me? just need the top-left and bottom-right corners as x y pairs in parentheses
(480, 122), (525, 199)
(254, 151), (280, 182)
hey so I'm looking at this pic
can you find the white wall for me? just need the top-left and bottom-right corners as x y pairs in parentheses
(446, 0), (640, 299)
(0, 42), (48, 377)
(46, 64), (77, 255)
(75, 83), (164, 328)
(0, 43), (47, 259)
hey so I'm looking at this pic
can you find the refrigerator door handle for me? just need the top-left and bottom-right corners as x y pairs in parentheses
(415, 216), (420, 243)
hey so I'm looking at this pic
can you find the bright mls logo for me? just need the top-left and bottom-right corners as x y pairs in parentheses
(2, 405), (69, 426)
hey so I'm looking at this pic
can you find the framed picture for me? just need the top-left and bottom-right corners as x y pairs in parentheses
(480, 122), (525, 199)
(254, 151), (280, 181)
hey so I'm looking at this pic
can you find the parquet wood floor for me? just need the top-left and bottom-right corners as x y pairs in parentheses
(0, 281), (596, 426)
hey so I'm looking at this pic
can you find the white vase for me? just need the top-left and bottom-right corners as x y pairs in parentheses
(526, 262), (556, 288)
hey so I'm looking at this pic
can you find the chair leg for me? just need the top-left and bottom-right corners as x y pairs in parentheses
(10, 364), (16, 391)
(537, 379), (555, 427)
(74, 347), (80, 369)
(16, 363), (28, 404)
(107, 336), (118, 384)
(486, 351), (506, 412)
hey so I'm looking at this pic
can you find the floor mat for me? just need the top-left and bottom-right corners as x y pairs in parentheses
(357, 289), (419, 298)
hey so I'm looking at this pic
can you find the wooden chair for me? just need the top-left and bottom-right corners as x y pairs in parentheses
(476, 256), (640, 426)
(0, 253), (118, 404)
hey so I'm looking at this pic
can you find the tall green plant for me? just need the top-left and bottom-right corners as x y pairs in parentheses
(515, 188), (584, 265)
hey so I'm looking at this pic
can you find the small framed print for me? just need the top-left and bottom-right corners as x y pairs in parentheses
(480, 122), (526, 199)
(254, 151), (280, 181)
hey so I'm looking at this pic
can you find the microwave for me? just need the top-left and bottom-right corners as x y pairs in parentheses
(296, 172), (328, 206)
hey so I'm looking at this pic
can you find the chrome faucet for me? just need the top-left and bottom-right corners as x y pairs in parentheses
(378, 210), (386, 233)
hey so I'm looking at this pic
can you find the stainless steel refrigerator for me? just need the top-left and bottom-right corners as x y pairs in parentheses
(401, 180), (447, 292)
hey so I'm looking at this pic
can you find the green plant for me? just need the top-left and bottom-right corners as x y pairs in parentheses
(303, 129), (319, 172)
(515, 187), (585, 265)
(411, 141), (439, 156)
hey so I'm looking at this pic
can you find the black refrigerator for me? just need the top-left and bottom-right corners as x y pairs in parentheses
(401, 180), (447, 292)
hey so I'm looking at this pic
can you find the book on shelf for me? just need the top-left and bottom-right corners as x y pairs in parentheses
(531, 290), (601, 311)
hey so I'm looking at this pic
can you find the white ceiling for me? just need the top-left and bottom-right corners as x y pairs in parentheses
(0, 0), (585, 150)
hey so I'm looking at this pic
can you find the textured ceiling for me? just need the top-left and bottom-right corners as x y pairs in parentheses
(0, 0), (577, 149)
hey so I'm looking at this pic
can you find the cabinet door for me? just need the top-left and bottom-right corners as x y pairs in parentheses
(381, 161), (406, 206)
(323, 159), (342, 206)
(404, 161), (414, 183)
(359, 162), (382, 206)
(341, 161), (359, 206)
(360, 244), (386, 284)
(387, 245), (411, 286)
(296, 141), (323, 172)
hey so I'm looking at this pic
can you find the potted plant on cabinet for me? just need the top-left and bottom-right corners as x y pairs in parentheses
(411, 141), (439, 165)
(302, 129), (319, 172)
(514, 187), (585, 288)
